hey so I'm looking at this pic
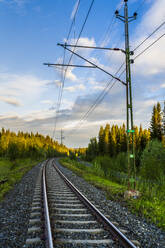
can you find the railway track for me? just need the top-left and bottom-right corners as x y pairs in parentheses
(25, 159), (138, 248)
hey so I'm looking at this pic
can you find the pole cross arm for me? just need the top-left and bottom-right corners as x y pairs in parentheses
(57, 43), (125, 54)
(43, 63), (96, 68)
(58, 43), (126, 86)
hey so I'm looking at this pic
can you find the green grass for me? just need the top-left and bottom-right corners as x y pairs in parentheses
(0, 157), (42, 201)
(59, 157), (165, 230)
(60, 158), (126, 200)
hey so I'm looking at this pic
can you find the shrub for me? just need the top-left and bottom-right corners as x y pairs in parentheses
(140, 139), (165, 181)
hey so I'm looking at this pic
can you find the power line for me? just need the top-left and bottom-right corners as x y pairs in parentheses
(54, 0), (95, 138)
(133, 20), (165, 52)
(63, 1), (125, 136)
(134, 32), (165, 60)
(67, 62), (125, 136)
(52, 0), (81, 139)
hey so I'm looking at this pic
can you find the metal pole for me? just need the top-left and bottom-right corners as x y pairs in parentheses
(116, 0), (136, 189)
(124, 0), (131, 189)
(124, 0), (136, 189)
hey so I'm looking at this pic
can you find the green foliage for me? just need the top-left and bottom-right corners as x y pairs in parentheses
(93, 153), (127, 177)
(59, 158), (165, 230)
(86, 137), (98, 161)
(0, 128), (69, 161)
(140, 140), (165, 180)
(98, 126), (104, 155)
(0, 158), (42, 201)
(150, 102), (163, 141)
(60, 158), (126, 201)
(86, 123), (150, 167)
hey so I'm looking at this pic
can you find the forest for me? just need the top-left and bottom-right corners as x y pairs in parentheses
(0, 128), (69, 161)
(59, 102), (165, 229)
(0, 128), (69, 200)
(85, 102), (165, 181)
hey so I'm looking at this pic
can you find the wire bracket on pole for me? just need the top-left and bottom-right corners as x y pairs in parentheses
(57, 43), (126, 86)
(43, 63), (96, 68)
(57, 43), (126, 54)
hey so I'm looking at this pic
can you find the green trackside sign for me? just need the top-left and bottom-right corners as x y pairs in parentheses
(127, 129), (135, 133)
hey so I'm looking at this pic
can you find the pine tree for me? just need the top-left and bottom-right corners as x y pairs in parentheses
(162, 101), (165, 136)
(150, 102), (163, 141)
(104, 124), (110, 154)
(86, 137), (98, 160)
(98, 126), (104, 155)
(121, 123), (127, 152)
(109, 125), (117, 157)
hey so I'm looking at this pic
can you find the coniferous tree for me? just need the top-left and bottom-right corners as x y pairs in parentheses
(98, 126), (104, 155)
(86, 137), (98, 161)
(121, 123), (127, 152)
(109, 125), (117, 157)
(161, 101), (165, 137)
(150, 102), (163, 141)
(104, 124), (110, 154)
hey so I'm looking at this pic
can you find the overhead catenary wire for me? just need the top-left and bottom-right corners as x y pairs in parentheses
(84, 30), (165, 126)
(133, 20), (165, 52)
(53, 0), (95, 138)
(66, 4), (165, 138)
(67, 62), (125, 136)
(52, 0), (81, 139)
(67, 22), (165, 136)
(134, 32), (165, 60)
(62, 1), (125, 137)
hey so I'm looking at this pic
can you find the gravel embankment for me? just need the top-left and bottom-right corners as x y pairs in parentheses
(0, 159), (165, 248)
(55, 159), (165, 248)
(0, 162), (42, 248)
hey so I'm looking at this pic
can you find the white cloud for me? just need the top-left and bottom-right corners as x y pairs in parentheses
(23, 109), (55, 121)
(66, 37), (96, 58)
(68, 37), (96, 48)
(93, 85), (105, 91)
(41, 100), (53, 105)
(136, 0), (165, 33)
(132, 0), (165, 76)
(70, 0), (79, 20)
(65, 68), (77, 82)
(0, 96), (22, 106)
(160, 83), (165, 88)
(64, 84), (85, 92)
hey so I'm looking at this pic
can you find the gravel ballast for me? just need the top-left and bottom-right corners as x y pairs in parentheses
(0, 162), (42, 248)
(55, 159), (165, 248)
(0, 159), (165, 248)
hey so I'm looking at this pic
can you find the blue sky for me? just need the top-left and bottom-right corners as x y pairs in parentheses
(0, 0), (165, 147)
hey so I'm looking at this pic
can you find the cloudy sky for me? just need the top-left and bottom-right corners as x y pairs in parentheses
(0, 0), (165, 147)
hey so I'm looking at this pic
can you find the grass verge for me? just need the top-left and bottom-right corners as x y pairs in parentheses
(59, 157), (165, 230)
(0, 157), (42, 201)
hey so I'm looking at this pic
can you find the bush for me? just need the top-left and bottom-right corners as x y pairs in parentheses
(140, 140), (165, 181)
(112, 152), (127, 173)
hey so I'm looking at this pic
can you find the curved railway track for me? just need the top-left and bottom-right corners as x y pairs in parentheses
(25, 159), (138, 248)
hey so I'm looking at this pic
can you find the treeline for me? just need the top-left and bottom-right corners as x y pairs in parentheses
(86, 124), (150, 164)
(86, 102), (165, 166)
(0, 128), (69, 160)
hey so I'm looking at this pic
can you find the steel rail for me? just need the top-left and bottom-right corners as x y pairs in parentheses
(53, 161), (137, 248)
(42, 160), (54, 248)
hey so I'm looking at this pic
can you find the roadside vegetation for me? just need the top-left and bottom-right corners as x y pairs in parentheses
(0, 129), (68, 201)
(61, 102), (165, 230)
(0, 158), (42, 201)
